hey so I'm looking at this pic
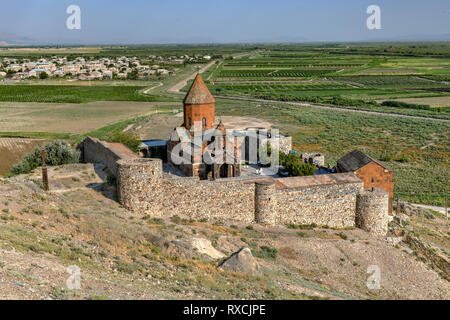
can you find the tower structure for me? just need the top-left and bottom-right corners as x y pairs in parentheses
(183, 73), (215, 130)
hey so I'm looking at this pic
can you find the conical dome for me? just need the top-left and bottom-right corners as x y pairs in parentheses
(183, 74), (215, 105)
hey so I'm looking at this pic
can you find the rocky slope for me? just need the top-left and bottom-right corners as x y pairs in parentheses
(0, 164), (448, 300)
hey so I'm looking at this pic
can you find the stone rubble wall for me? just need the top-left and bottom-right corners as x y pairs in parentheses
(78, 137), (137, 177)
(83, 138), (388, 233)
(117, 157), (255, 222)
(278, 136), (292, 155)
(160, 176), (255, 222)
(273, 182), (363, 228)
(116, 157), (372, 229)
(255, 180), (276, 225)
(259, 135), (292, 156)
(356, 188), (389, 236)
(301, 153), (325, 167)
(117, 158), (163, 212)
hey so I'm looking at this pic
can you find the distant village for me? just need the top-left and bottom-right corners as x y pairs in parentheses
(0, 54), (213, 81)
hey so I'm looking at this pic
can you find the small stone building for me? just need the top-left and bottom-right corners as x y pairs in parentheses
(337, 150), (394, 214)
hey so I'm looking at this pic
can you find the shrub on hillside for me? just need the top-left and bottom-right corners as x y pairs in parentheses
(253, 245), (278, 260)
(10, 140), (80, 175)
(104, 131), (141, 153)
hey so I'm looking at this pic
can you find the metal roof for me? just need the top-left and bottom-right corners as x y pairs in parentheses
(337, 149), (391, 172)
(141, 139), (168, 147)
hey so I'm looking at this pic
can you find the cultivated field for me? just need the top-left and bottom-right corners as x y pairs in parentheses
(0, 43), (449, 207)
(0, 85), (171, 103)
(0, 101), (175, 134)
(380, 96), (450, 108)
(214, 98), (450, 206)
(0, 137), (50, 175)
(202, 44), (450, 120)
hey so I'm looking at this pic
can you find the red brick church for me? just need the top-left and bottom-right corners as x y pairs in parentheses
(167, 74), (242, 179)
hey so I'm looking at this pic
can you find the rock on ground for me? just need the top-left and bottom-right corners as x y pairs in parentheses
(219, 247), (260, 275)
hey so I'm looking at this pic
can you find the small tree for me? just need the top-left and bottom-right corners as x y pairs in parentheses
(280, 152), (316, 177)
(39, 72), (49, 79)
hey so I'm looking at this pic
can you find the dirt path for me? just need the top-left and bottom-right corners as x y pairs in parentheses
(167, 61), (217, 94)
(142, 82), (163, 94)
(410, 203), (448, 215)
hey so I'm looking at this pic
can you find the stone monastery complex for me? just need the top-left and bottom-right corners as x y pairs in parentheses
(79, 74), (394, 236)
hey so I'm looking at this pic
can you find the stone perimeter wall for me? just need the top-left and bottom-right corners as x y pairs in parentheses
(273, 182), (363, 228)
(161, 176), (255, 222)
(118, 158), (255, 222)
(117, 158), (379, 230)
(79, 138), (389, 235)
(78, 137), (132, 177)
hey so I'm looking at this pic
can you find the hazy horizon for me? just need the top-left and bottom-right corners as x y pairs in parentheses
(1, 0), (449, 45)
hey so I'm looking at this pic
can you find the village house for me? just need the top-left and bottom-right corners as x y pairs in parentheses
(32, 68), (49, 77)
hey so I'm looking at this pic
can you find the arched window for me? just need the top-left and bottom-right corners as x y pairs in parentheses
(188, 117), (191, 127)
(202, 117), (206, 127)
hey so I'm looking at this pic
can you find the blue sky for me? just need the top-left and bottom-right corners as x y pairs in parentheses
(1, 0), (449, 44)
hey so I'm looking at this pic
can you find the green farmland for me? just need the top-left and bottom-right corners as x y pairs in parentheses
(214, 98), (450, 206)
(0, 43), (449, 207)
(205, 43), (450, 120)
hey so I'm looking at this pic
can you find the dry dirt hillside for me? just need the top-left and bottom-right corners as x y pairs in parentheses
(0, 163), (448, 300)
